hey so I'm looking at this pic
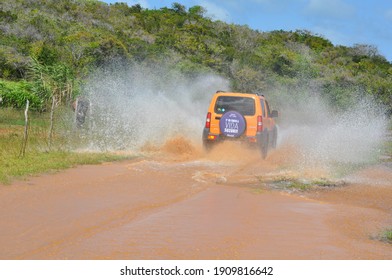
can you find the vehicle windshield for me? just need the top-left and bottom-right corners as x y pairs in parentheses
(214, 96), (255, 116)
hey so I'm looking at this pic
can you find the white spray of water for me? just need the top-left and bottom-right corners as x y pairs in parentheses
(275, 90), (388, 174)
(80, 63), (229, 151)
(75, 62), (387, 177)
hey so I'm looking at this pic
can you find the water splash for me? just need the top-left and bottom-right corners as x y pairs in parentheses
(69, 61), (388, 179)
(274, 90), (388, 176)
(78, 62), (229, 151)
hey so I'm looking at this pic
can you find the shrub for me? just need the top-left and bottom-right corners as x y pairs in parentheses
(0, 80), (43, 110)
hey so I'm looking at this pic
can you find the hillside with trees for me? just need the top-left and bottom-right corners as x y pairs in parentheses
(1, 0), (391, 112)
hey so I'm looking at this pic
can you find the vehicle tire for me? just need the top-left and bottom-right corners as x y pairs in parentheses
(219, 111), (246, 138)
(203, 141), (213, 152)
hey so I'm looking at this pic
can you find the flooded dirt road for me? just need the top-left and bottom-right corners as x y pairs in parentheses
(1, 141), (391, 259)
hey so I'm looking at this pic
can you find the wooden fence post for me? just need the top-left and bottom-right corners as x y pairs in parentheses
(48, 95), (56, 150)
(19, 100), (29, 157)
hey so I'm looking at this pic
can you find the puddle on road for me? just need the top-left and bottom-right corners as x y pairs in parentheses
(1, 133), (391, 259)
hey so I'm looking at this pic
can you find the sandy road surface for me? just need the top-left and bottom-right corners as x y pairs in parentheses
(1, 142), (392, 259)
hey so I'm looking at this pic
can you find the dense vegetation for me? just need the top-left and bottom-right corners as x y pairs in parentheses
(1, 0), (392, 112)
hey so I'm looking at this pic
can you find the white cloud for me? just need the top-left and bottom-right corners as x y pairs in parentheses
(200, 1), (231, 21)
(305, 0), (355, 19)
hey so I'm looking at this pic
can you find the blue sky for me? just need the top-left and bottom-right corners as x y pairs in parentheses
(102, 0), (392, 62)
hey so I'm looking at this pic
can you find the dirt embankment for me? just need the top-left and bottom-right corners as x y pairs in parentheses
(0, 138), (391, 259)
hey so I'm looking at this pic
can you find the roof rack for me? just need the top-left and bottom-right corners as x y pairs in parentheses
(215, 91), (265, 97)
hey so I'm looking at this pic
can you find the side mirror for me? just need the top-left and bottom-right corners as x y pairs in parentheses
(271, 110), (279, 118)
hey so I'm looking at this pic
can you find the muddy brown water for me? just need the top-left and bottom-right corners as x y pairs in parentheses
(1, 140), (391, 259)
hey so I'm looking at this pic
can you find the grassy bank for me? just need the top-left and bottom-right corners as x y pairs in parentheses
(383, 229), (392, 244)
(0, 151), (132, 184)
(0, 108), (134, 184)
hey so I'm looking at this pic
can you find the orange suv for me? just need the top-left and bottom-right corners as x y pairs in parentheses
(202, 91), (278, 158)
